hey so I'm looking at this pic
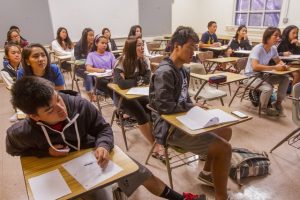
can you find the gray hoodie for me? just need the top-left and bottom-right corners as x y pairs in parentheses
(6, 93), (114, 157)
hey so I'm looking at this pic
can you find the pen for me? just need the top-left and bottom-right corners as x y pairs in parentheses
(84, 161), (95, 166)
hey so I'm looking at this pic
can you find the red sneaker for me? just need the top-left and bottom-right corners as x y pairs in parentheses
(183, 192), (207, 200)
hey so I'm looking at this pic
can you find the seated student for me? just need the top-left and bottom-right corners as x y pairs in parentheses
(74, 28), (94, 80)
(4, 29), (29, 48)
(102, 28), (118, 52)
(6, 76), (206, 200)
(9, 25), (28, 42)
(128, 25), (152, 57)
(85, 35), (115, 101)
(149, 26), (233, 200)
(1, 43), (22, 88)
(114, 36), (165, 159)
(277, 25), (300, 85)
(228, 25), (252, 52)
(51, 27), (74, 71)
(17, 43), (65, 90)
(199, 21), (221, 49)
(245, 27), (290, 116)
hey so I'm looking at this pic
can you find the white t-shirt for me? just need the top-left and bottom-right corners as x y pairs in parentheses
(245, 43), (279, 73)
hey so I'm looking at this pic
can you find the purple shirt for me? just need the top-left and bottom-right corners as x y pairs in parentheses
(85, 51), (116, 70)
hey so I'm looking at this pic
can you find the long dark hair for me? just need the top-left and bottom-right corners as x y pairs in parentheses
(5, 43), (21, 58)
(79, 28), (94, 57)
(281, 25), (299, 43)
(22, 43), (52, 79)
(56, 27), (73, 49)
(91, 35), (108, 52)
(234, 25), (247, 40)
(102, 27), (111, 39)
(7, 29), (20, 43)
(263, 26), (281, 44)
(119, 36), (147, 78)
(128, 25), (142, 38)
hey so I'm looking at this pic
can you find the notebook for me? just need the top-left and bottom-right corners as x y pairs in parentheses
(126, 87), (149, 96)
(176, 106), (238, 130)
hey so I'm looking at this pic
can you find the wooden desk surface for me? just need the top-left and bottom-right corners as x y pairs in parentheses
(190, 72), (247, 83)
(111, 50), (123, 54)
(154, 38), (170, 42)
(151, 47), (165, 52)
(162, 106), (252, 136)
(21, 145), (138, 200)
(202, 45), (228, 51)
(54, 55), (72, 60)
(263, 67), (299, 75)
(107, 83), (148, 100)
(67, 59), (85, 65)
(206, 57), (240, 63)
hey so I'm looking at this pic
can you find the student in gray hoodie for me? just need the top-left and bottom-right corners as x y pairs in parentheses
(6, 76), (206, 200)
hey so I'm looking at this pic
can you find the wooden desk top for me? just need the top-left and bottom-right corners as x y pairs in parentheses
(154, 38), (170, 42)
(107, 83), (148, 100)
(111, 50), (123, 54)
(262, 67), (299, 75)
(161, 106), (252, 136)
(202, 45), (228, 51)
(206, 57), (240, 63)
(190, 72), (247, 83)
(54, 55), (72, 60)
(151, 47), (165, 52)
(21, 146), (138, 200)
(67, 59), (85, 65)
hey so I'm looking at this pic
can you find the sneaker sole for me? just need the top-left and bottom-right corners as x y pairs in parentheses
(197, 176), (214, 187)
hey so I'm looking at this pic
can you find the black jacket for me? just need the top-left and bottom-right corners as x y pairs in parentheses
(106, 39), (118, 52)
(277, 40), (300, 56)
(6, 93), (114, 157)
(229, 37), (252, 51)
(149, 58), (193, 145)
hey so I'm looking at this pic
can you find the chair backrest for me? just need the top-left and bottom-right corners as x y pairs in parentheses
(205, 51), (214, 59)
(149, 55), (165, 63)
(147, 42), (161, 51)
(292, 83), (300, 127)
(187, 63), (206, 75)
(235, 57), (248, 73)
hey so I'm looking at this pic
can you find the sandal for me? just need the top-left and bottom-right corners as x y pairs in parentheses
(151, 152), (170, 163)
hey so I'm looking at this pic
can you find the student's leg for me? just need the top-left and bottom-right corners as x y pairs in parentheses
(292, 71), (300, 86)
(96, 78), (114, 99)
(267, 75), (289, 105)
(84, 75), (95, 101)
(168, 130), (231, 200)
(249, 77), (273, 109)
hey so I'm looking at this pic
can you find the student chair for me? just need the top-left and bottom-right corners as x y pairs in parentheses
(186, 63), (227, 106)
(149, 55), (166, 72)
(198, 51), (214, 74)
(147, 42), (162, 55)
(145, 104), (202, 189)
(270, 82), (300, 152)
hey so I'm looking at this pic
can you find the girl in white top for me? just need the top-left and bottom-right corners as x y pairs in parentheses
(51, 27), (74, 56)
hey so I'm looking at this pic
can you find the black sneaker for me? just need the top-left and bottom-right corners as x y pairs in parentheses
(197, 171), (214, 187)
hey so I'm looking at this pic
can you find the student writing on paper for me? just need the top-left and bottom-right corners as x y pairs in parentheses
(85, 35), (115, 101)
(113, 36), (165, 160)
(150, 26), (233, 200)
(245, 27), (289, 116)
(6, 76), (206, 200)
(277, 25), (300, 85)
(17, 43), (65, 90)
(51, 27), (74, 71)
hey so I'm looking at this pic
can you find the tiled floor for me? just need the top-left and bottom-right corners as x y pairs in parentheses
(1, 77), (300, 200)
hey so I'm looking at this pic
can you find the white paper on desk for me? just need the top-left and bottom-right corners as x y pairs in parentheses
(28, 169), (71, 200)
(88, 69), (112, 77)
(176, 106), (238, 130)
(280, 54), (300, 60)
(126, 87), (149, 96)
(62, 151), (123, 190)
(234, 50), (251, 54)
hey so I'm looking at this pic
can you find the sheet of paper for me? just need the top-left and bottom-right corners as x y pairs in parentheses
(234, 50), (251, 54)
(28, 169), (71, 200)
(280, 54), (300, 60)
(126, 87), (149, 96)
(88, 69), (112, 77)
(176, 107), (238, 130)
(62, 151), (123, 190)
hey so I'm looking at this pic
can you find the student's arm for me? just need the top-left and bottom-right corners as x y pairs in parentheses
(110, 39), (118, 51)
(74, 43), (82, 60)
(152, 70), (194, 115)
(114, 68), (137, 89)
(51, 64), (65, 90)
(51, 40), (72, 56)
(244, 40), (253, 50)
(83, 98), (114, 152)
(140, 58), (151, 84)
(16, 68), (24, 80)
(6, 126), (49, 157)
(0, 71), (14, 89)
(252, 58), (286, 71)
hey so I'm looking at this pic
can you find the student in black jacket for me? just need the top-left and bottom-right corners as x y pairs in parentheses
(113, 36), (164, 159)
(102, 27), (118, 52)
(6, 76), (205, 200)
(228, 25), (252, 51)
(277, 25), (300, 85)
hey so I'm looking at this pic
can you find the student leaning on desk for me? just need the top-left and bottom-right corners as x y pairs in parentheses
(150, 26), (233, 200)
(5, 76), (206, 200)
(244, 26), (290, 116)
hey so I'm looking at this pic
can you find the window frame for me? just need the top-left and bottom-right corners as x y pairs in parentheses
(234, 0), (283, 28)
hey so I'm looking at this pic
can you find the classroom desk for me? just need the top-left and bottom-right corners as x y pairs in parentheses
(67, 59), (86, 93)
(21, 145), (139, 200)
(279, 55), (300, 61)
(54, 55), (72, 70)
(201, 45), (228, 52)
(108, 83), (148, 150)
(233, 50), (251, 55)
(190, 72), (247, 103)
(111, 50), (123, 55)
(161, 106), (252, 136)
(205, 57), (240, 73)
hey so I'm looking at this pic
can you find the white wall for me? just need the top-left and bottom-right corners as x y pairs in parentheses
(172, 0), (300, 35)
(47, 0), (139, 42)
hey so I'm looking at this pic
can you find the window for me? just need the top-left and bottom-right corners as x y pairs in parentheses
(235, 0), (282, 27)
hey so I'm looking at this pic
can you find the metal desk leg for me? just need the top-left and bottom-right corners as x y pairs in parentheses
(194, 81), (208, 102)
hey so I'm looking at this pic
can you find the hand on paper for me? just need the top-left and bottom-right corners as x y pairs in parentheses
(49, 144), (69, 157)
(94, 147), (110, 168)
